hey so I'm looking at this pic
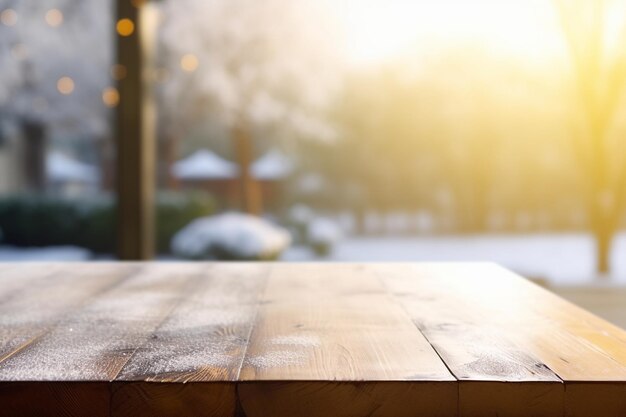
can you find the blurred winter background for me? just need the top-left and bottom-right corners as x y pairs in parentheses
(1, 0), (626, 324)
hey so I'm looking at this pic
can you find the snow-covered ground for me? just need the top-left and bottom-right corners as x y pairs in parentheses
(282, 232), (626, 286)
(2, 233), (626, 286)
(0, 245), (92, 261)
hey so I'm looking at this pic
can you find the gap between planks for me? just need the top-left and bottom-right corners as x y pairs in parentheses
(232, 265), (272, 382)
(372, 263), (567, 417)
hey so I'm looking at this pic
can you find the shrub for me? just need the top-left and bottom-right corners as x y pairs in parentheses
(0, 192), (215, 254)
(155, 192), (216, 253)
(307, 217), (341, 257)
(171, 212), (291, 260)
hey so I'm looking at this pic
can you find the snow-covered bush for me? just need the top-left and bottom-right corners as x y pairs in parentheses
(289, 204), (315, 225)
(287, 204), (315, 244)
(172, 212), (291, 260)
(307, 217), (341, 256)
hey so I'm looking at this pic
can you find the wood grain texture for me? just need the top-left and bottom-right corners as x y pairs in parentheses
(0, 263), (136, 363)
(111, 264), (269, 416)
(0, 262), (625, 417)
(564, 382), (626, 417)
(238, 264), (456, 417)
(238, 381), (455, 417)
(377, 263), (626, 417)
(115, 263), (269, 382)
(0, 263), (63, 299)
(376, 263), (563, 416)
(0, 263), (203, 416)
(0, 381), (110, 417)
(458, 381), (562, 417)
(0, 263), (203, 380)
(111, 382), (235, 417)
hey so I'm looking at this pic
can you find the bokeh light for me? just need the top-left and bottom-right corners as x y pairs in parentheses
(56, 77), (75, 95)
(45, 9), (63, 27)
(102, 87), (120, 107)
(0, 8), (17, 26)
(116, 18), (134, 37)
(180, 54), (199, 72)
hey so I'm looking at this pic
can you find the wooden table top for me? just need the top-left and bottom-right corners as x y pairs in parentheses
(0, 262), (625, 417)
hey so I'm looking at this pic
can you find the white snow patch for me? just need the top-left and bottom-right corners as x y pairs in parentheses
(251, 149), (293, 180)
(288, 204), (314, 225)
(172, 148), (292, 181)
(282, 233), (626, 286)
(308, 217), (342, 245)
(244, 350), (307, 368)
(171, 212), (291, 259)
(172, 149), (238, 180)
(269, 334), (320, 347)
(0, 245), (91, 261)
(46, 152), (99, 183)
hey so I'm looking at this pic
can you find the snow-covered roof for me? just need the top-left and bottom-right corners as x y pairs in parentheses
(173, 148), (293, 181)
(46, 151), (99, 183)
(251, 149), (293, 180)
(172, 149), (238, 180)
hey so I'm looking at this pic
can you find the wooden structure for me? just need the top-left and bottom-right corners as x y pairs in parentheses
(171, 149), (291, 211)
(0, 262), (625, 416)
(115, 0), (156, 260)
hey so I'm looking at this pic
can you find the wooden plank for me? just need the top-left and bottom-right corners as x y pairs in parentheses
(0, 263), (16, 273)
(554, 286), (626, 329)
(0, 263), (204, 380)
(1, 262), (624, 417)
(459, 266), (626, 417)
(111, 263), (269, 417)
(237, 381), (456, 417)
(565, 382), (626, 417)
(0, 263), (71, 300)
(238, 264), (456, 417)
(0, 382), (109, 417)
(378, 263), (626, 417)
(111, 382), (234, 417)
(0, 263), (202, 417)
(0, 263), (136, 363)
(376, 263), (563, 417)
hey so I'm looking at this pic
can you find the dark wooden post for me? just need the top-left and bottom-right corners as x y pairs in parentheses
(233, 122), (263, 215)
(20, 119), (46, 191)
(115, 0), (156, 259)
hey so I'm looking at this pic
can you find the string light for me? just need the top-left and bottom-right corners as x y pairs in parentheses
(0, 8), (17, 26)
(116, 18), (134, 36)
(45, 9), (63, 27)
(180, 54), (199, 72)
(102, 87), (120, 107)
(57, 77), (75, 95)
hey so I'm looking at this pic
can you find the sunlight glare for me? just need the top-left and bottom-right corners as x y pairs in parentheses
(328, 0), (562, 67)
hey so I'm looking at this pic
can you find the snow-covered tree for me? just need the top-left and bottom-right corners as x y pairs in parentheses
(555, 0), (626, 274)
(0, 0), (113, 186)
(155, 0), (341, 213)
